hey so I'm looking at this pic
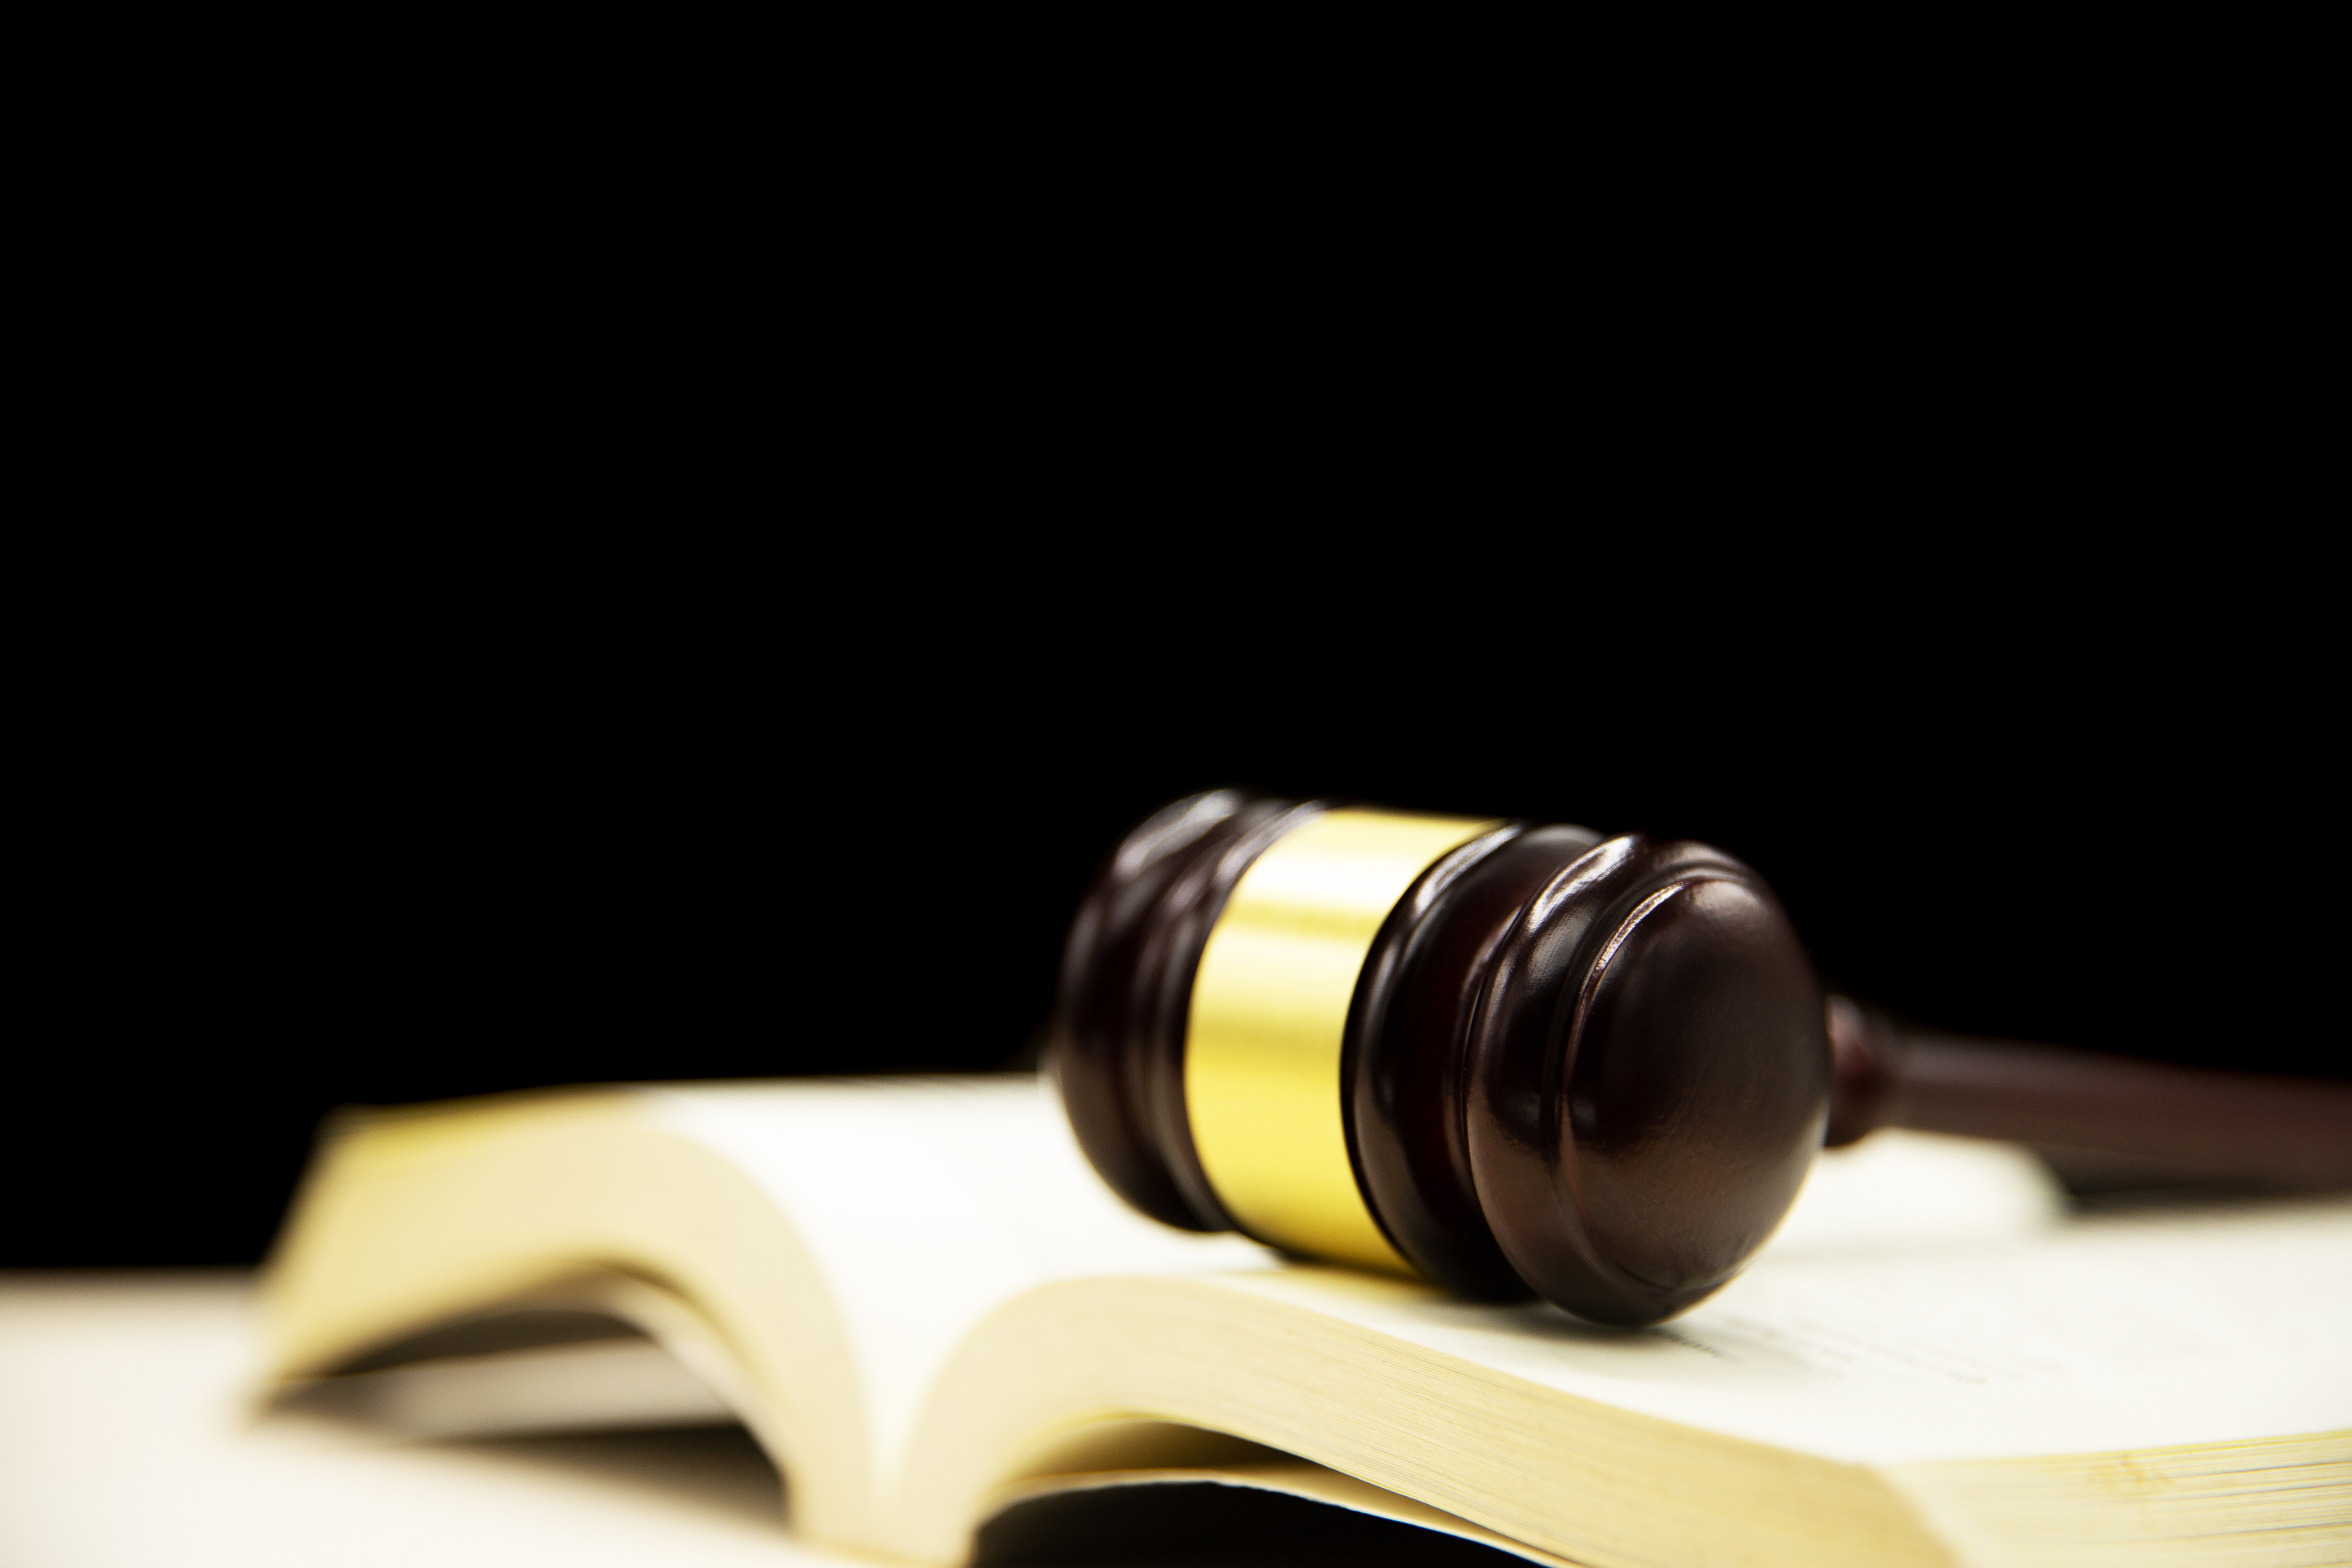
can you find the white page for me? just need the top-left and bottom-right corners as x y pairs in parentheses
(1209, 1192), (2352, 1465)
(645, 1077), (2147, 1482)
(646, 1078), (1273, 1486)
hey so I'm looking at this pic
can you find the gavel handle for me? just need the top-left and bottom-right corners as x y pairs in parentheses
(1825, 997), (2352, 1186)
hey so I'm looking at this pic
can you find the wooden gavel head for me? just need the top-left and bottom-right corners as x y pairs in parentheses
(1047, 791), (1830, 1328)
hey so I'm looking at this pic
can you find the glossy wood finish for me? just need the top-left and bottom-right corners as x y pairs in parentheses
(1051, 793), (1835, 1326)
(1826, 997), (2352, 1185)
(1056, 793), (2352, 1330)
(1048, 790), (1317, 1232)
(1344, 822), (1605, 1297)
(1463, 837), (1829, 1325)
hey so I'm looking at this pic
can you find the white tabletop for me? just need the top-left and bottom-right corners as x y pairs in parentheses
(0, 1274), (860, 1567)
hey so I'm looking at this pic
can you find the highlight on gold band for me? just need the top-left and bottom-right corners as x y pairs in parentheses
(1185, 808), (1501, 1272)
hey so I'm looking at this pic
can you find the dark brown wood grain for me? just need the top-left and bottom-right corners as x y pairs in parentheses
(1461, 836), (1830, 1326)
(1046, 789), (1315, 1233)
(1827, 997), (2352, 1185)
(1049, 791), (2350, 1332)
(1049, 794), (1836, 1326)
(1345, 822), (1602, 1298)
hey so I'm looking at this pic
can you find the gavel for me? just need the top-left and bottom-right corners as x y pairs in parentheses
(1047, 791), (2352, 1327)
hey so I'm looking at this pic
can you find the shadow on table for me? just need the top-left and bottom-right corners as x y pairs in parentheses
(426, 1423), (1527, 1566)
(437, 1424), (783, 1531)
(977, 1480), (1534, 1565)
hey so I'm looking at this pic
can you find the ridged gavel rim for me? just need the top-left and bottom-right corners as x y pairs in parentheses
(1465, 835), (1813, 1323)
(1054, 791), (1835, 1330)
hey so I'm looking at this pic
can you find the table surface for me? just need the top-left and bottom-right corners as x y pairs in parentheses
(0, 1273), (860, 1568)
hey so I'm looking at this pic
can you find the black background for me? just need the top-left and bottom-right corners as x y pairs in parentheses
(11, 0), (2334, 1271)
(13, 532), (2329, 1267)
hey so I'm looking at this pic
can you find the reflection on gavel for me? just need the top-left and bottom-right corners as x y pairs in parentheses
(1047, 792), (2352, 1328)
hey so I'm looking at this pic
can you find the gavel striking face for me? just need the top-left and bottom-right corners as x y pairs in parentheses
(1049, 791), (2352, 1328)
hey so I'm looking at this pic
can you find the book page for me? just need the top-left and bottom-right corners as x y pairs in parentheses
(265, 1077), (2346, 1566)
(642, 1078), (2191, 1481)
(644, 1078), (1273, 1485)
(1207, 1183), (2352, 1466)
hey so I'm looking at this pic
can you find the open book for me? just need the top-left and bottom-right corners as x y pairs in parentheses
(261, 1076), (2352, 1566)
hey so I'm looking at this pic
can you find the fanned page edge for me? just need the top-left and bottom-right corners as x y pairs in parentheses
(256, 1090), (886, 1545)
(895, 1272), (1950, 1568)
(984, 1458), (1580, 1566)
(1883, 1433), (2352, 1568)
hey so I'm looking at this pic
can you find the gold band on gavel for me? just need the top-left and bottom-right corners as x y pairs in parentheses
(1185, 808), (1501, 1273)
